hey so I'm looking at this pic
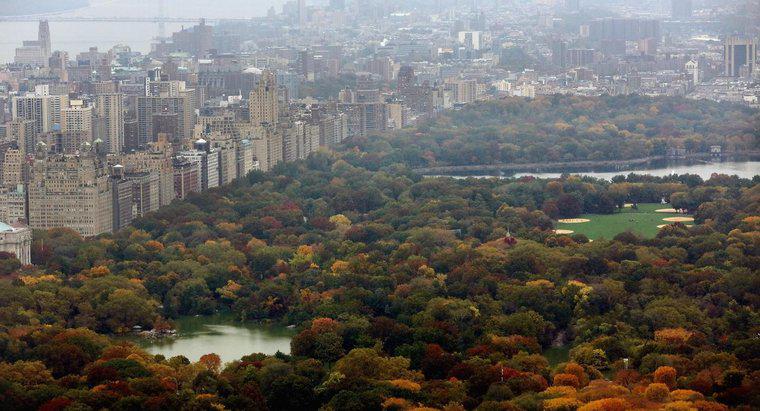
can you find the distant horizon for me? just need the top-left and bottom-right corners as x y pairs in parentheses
(0, 0), (289, 62)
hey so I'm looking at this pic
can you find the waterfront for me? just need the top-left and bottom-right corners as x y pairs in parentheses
(427, 160), (760, 181)
(0, 0), (287, 62)
(133, 314), (295, 364)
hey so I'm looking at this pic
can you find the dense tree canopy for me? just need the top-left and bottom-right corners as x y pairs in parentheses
(0, 95), (758, 410)
(349, 95), (759, 168)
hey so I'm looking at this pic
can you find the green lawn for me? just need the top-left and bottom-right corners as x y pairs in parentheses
(555, 203), (690, 240)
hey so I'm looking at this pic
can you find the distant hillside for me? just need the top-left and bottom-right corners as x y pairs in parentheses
(1, 0), (88, 16)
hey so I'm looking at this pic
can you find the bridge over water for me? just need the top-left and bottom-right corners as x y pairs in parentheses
(0, 16), (254, 23)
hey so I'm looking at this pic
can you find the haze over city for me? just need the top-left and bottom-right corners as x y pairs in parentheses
(0, 1), (757, 410)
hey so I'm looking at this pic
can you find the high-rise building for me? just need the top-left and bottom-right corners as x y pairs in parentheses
(14, 21), (52, 67)
(249, 70), (280, 127)
(12, 89), (69, 135)
(152, 111), (180, 146)
(110, 166), (134, 232)
(551, 40), (568, 68)
(2, 119), (36, 155)
(446, 78), (478, 104)
(0, 185), (28, 226)
(589, 18), (661, 45)
(568, 48), (596, 67)
(117, 137), (176, 207)
(41, 130), (92, 154)
(1, 148), (27, 188)
(38, 20), (51, 58)
(93, 93), (124, 153)
(173, 157), (201, 200)
(28, 150), (113, 237)
(177, 139), (220, 190)
(236, 138), (256, 178)
(671, 0), (693, 19)
(250, 126), (282, 172)
(397, 66), (416, 92)
(169, 19), (213, 57)
(724, 36), (757, 77)
(125, 171), (161, 217)
(283, 121), (319, 162)
(61, 101), (94, 140)
(136, 92), (195, 147)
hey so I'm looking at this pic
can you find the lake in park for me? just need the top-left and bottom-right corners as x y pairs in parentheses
(428, 159), (760, 181)
(133, 314), (295, 364)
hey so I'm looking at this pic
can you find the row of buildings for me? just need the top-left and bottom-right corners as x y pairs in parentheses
(0, 65), (354, 237)
(0, 0), (758, 249)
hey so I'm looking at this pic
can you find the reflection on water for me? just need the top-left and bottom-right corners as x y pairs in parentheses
(512, 161), (760, 180)
(135, 314), (294, 364)
(430, 160), (760, 181)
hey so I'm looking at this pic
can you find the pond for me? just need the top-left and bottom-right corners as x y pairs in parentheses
(428, 159), (760, 181)
(133, 314), (295, 364)
(511, 160), (759, 180)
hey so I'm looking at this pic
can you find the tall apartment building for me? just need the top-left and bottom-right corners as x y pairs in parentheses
(173, 157), (201, 200)
(197, 113), (238, 139)
(0, 185), (27, 225)
(2, 149), (27, 187)
(249, 70), (280, 127)
(212, 138), (238, 186)
(446, 78), (478, 104)
(724, 37), (757, 77)
(28, 151), (113, 237)
(61, 101), (94, 140)
(568, 48), (596, 67)
(236, 139), (256, 178)
(117, 137), (176, 207)
(110, 167), (134, 232)
(1, 119), (36, 155)
(283, 121), (320, 162)
(250, 126), (283, 172)
(93, 93), (124, 153)
(136, 77), (195, 147)
(318, 112), (349, 147)
(42, 130), (93, 154)
(125, 171), (161, 217)
(177, 140), (220, 191)
(12, 89), (69, 135)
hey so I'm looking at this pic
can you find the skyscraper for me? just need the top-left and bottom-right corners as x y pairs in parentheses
(38, 20), (51, 58)
(2, 119), (36, 155)
(249, 71), (280, 127)
(11, 89), (69, 136)
(14, 20), (52, 67)
(136, 86), (195, 147)
(93, 93), (124, 153)
(724, 36), (757, 77)
(61, 101), (94, 141)
(397, 66), (416, 92)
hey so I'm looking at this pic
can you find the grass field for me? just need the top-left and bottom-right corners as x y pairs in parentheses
(555, 203), (689, 240)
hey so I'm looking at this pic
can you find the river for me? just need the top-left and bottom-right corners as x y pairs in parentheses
(0, 0), (289, 63)
(133, 314), (295, 364)
(428, 160), (760, 181)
